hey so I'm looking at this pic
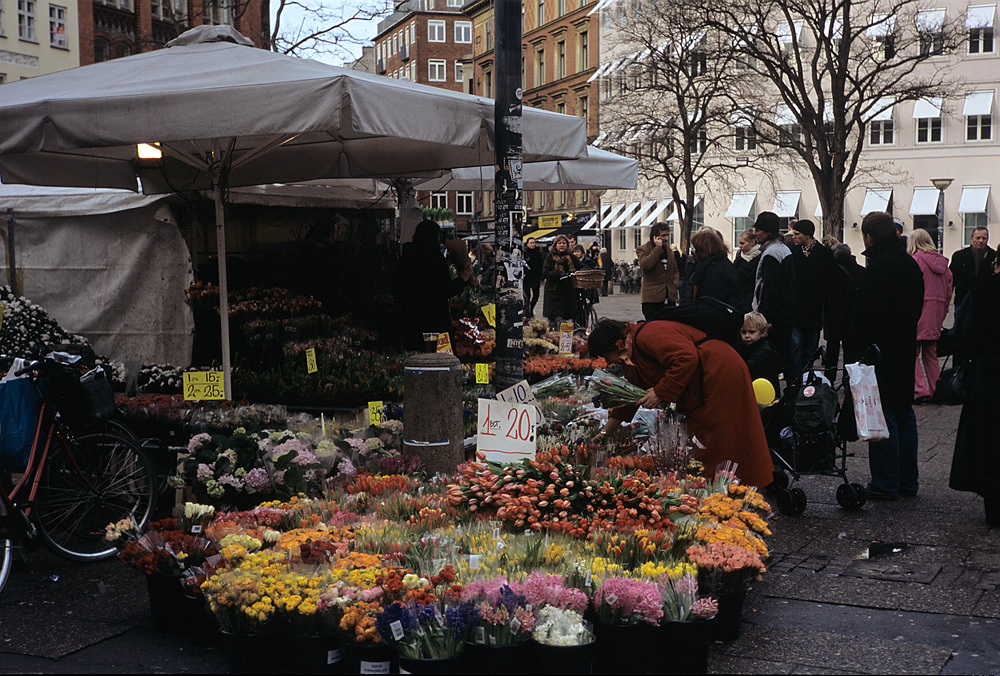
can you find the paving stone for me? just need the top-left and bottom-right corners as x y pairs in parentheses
(777, 574), (984, 614)
(842, 560), (941, 584)
(708, 654), (793, 674)
(971, 591), (1000, 618)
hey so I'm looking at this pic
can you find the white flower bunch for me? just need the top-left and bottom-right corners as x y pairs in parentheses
(183, 503), (216, 520)
(531, 607), (593, 647)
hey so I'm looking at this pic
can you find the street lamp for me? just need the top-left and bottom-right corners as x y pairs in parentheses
(931, 178), (953, 252)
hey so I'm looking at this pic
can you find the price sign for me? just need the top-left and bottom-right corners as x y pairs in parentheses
(368, 401), (386, 426)
(559, 321), (574, 357)
(183, 371), (225, 400)
(481, 303), (496, 327)
(496, 379), (539, 408)
(476, 363), (490, 384)
(476, 399), (537, 462)
(305, 348), (318, 374)
(436, 332), (453, 355)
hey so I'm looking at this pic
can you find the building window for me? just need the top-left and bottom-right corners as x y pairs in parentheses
(578, 30), (589, 70)
(556, 40), (565, 79)
(0, 73), (5, 84)
(428, 59), (446, 81)
(48, 5), (66, 48)
(964, 212), (989, 243)
(579, 95), (588, 122)
(484, 69), (492, 97)
(916, 117), (942, 143)
(454, 61), (463, 82)
(968, 114), (992, 141)
(869, 119), (895, 145)
(917, 9), (946, 56)
(457, 192), (474, 215)
(733, 214), (755, 245)
(430, 192), (448, 209)
(0, 3), (5, 36)
(428, 20), (445, 42)
(558, 0), (565, 17)
(603, 8), (612, 33)
(633, 228), (642, 248)
(447, 0), (462, 6)
(537, 0), (544, 26)
(688, 129), (707, 155)
(95, 37), (110, 62)
(455, 21), (471, 43)
(392, 33), (398, 53)
(919, 30), (945, 56)
(619, 228), (626, 250)
(535, 48), (545, 86)
(691, 40), (708, 77)
(17, 0), (36, 42)
(778, 124), (801, 147)
(558, 190), (567, 206)
(486, 21), (492, 49)
(582, 190), (589, 203)
(602, 77), (612, 101)
(556, 100), (566, 115)
(970, 26), (995, 53)
(734, 126), (756, 151)
(204, 0), (233, 26)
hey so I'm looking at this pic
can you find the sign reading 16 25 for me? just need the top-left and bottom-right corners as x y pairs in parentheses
(183, 371), (225, 401)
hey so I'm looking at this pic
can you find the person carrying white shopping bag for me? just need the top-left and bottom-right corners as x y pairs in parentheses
(845, 363), (889, 441)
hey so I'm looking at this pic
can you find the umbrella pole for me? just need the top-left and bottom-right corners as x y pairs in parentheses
(213, 182), (232, 400)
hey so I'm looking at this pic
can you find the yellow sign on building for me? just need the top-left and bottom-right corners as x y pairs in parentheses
(537, 215), (562, 230)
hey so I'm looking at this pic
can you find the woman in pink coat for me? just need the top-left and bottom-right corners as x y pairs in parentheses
(908, 228), (954, 401)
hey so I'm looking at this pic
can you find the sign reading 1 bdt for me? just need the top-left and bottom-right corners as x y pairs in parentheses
(476, 399), (536, 462)
(183, 371), (225, 400)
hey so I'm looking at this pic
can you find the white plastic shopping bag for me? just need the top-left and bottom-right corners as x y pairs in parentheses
(844, 363), (890, 442)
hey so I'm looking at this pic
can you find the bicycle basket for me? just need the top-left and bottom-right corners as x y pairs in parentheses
(36, 364), (115, 429)
(571, 270), (605, 289)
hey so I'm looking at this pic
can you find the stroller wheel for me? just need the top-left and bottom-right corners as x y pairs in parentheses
(837, 483), (861, 510)
(851, 483), (868, 508)
(771, 470), (789, 490)
(788, 487), (807, 515)
(774, 488), (793, 514)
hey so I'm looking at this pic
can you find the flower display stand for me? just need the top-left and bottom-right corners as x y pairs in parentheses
(144, 573), (188, 634)
(462, 640), (533, 673)
(712, 591), (746, 641)
(660, 618), (714, 674)
(592, 622), (661, 674)
(343, 642), (398, 675)
(530, 638), (596, 674)
(219, 629), (281, 674)
(284, 632), (346, 674)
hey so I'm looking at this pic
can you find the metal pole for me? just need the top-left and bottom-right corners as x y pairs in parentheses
(493, 0), (525, 390)
(937, 189), (945, 254)
(5, 208), (15, 297)
(212, 140), (232, 401)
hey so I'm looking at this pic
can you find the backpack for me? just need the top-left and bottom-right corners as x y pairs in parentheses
(792, 373), (838, 435)
(648, 296), (743, 342)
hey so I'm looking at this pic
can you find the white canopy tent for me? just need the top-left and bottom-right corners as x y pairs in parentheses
(0, 26), (588, 398)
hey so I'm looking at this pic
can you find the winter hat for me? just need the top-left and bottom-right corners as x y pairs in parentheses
(754, 211), (780, 234)
(793, 220), (815, 237)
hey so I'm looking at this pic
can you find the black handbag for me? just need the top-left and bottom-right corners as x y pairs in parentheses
(931, 356), (969, 405)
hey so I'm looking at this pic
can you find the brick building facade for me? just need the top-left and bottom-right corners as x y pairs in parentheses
(80, 0), (269, 66)
(375, 0), (477, 233)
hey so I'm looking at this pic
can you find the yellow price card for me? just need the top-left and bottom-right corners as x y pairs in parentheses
(436, 333), (454, 354)
(368, 400), (386, 426)
(476, 363), (490, 384)
(305, 348), (318, 374)
(481, 304), (496, 327)
(183, 371), (225, 401)
(559, 322), (574, 357)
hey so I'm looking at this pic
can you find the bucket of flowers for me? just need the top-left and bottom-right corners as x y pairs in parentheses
(591, 575), (664, 674)
(685, 541), (766, 641)
(375, 595), (480, 674)
(657, 563), (718, 674)
(522, 572), (595, 674)
(463, 578), (535, 673)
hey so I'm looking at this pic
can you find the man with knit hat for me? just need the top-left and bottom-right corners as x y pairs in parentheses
(752, 211), (796, 385)
(790, 219), (836, 377)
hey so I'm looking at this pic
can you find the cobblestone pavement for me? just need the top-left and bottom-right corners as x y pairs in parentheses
(1, 291), (997, 673)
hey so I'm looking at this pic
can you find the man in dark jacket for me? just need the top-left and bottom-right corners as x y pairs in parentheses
(950, 226), (995, 309)
(789, 219), (835, 377)
(850, 211), (925, 500)
(752, 211), (796, 385)
(824, 243), (865, 383)
(599, 247), (614, 296)
(523, 237), (544, 318)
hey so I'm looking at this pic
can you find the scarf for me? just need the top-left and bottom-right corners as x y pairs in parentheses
(740, 244), (761, 263)
(550, 252), (576, 275)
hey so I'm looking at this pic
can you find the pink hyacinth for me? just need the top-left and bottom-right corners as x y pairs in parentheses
(595, 577), (663, 624)
(522, 572), (588, 614)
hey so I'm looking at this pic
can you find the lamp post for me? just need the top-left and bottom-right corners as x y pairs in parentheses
(931, 177), (953, 253)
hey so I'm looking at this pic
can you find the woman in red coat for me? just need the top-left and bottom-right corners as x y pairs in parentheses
(588, 318), (774, 489)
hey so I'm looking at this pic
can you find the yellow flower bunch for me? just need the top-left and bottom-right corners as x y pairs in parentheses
(694, 525), (768, 559)
(727, 484), (771, 514)
(218, 533), (262, 553)
(633, 561), (672, 580)
(664, 561), (697, 582)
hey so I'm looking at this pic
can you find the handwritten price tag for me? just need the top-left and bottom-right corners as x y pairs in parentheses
(183, 371), (225, 401)
(481, 303), (496, 327)
(476, 399), (537, 462)
(476, 363), (490, 384)
(436, 333), (453, 355)
(368, 401), (386, 426)
(496, 379), (539, 408)
(305, 348), (318, 374)
(559, 321), (573, 357)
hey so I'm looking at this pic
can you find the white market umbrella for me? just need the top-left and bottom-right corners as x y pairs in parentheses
(0, 25), (588, 398)
(409, 146), (638, 192)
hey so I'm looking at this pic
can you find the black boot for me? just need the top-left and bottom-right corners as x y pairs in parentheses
(985, 497), (1000, 527)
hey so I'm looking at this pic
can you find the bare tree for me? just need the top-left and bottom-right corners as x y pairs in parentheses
(271, 0), (392, 59)
(684, 0), (964, 238)
(602, 4), (761, 252)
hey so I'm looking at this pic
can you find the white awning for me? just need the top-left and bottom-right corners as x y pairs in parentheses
(600, 201), (614, 219)
(860, 188), (893, 215)
(964, 91), (994, 116)
(609, 201), (640, 229)
(868, 97), (895, 122)
(588, 0), (615, 16)
(967, 4), (997, 28)
(959, 185), (991, 213)
(916, 8), (946, 32)
(602, 202), (625, 226)
(587, 61), (614, 83)
(725, 192), (756, 218)
(731, 109), (754, 127)
(909, 187), (941, 216)
(623, 200), (654, 229)
(773, 191), (801, 218)
(639, 199), (672, 228)
(776, 20), (805, 44)
(815, 201), (824, 217)
(867, 13), (896, 37)
(775, 104), (796, 126)
(583, 213), (599, 229)
(912, 97), (943, 119)
(667, 196), (703, 221)
(827, 18), (844, 40)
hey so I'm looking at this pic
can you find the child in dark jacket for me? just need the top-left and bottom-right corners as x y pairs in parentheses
(736, 311), (782, 396)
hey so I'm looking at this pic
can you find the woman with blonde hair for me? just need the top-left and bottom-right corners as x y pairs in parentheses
(908, 228), (953, 402)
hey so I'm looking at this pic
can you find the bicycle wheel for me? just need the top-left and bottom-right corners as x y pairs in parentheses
(0, 497), (12, 594)
(35, 431), (157, 562)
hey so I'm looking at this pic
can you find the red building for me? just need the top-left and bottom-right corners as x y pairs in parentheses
(79, 0), (270, 66)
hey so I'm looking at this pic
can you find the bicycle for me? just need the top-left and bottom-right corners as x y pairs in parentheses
(0, 357), (157, 593)
(570, 270), (603, 336)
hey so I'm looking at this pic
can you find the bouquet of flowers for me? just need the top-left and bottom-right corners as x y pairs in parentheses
(685, 541), (767, 594)
(107, 517), (217, 577)
(521, 572), (589, 615)
(464, 579), (535, 645)
(587, 369), (650, 408)
(592, 576), (663, 626)
(531, 374), (578, 399)
(375, 600), (480, 659)
(532, 606), (593, 647)
(658, 564), (718, 622)
(201, 551), (287, 634)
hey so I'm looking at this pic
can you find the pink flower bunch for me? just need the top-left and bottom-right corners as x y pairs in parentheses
(690, 597), (718, 620)
(463, 577), (522, 604)
(685, 542), (767, 594)
(594, 577), (663, 626)
(478, 604), (535, 633)
(187, 433), (212, 454)
(522, 573), (588, 614)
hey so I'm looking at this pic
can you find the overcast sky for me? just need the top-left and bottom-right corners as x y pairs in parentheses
(269, 2), (387, 66)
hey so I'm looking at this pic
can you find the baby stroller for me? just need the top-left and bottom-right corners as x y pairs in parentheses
(762, 346), (867, 515)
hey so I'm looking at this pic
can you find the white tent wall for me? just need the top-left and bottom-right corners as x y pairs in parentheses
(1, 201), (194, 367)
